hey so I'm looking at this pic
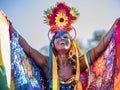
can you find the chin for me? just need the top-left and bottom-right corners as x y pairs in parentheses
(56, 47), (70, 52)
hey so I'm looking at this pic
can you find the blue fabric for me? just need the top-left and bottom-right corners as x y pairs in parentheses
(87, 50), (91, 65)
(60, 83), (74, 90)
(80, 77), (88, 81)
(48, 43), (52, 89)
(11, 31), (42, 90)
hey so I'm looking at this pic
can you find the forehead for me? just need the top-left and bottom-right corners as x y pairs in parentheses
(52, 30), (72, 41)
(55, 31), (69, 36)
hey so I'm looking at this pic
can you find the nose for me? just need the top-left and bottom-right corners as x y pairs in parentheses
(60, 36), (64, 39)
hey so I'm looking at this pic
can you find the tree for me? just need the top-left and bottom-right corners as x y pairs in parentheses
(86, 30), (106, 50)
(39, 46), (49, 56)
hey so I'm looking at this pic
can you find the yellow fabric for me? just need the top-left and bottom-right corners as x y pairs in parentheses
(72, 40), (80, 90)
(76, 43), (82, 55)
(74, 81), (82, 90)
(0, 44), (3, 66)
(70, 43), (90, 90)
(0, 10), (11, 88)
(52, 53), (59, 90)
(10, 79), (15, 90)
(72, 40), (80, 81)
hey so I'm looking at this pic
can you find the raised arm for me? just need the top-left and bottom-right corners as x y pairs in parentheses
(90, 18), (120, 63)
(11, 25), (48, 72)
(79, 18), (120, 72)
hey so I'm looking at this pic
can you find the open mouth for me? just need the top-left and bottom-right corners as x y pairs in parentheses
(59, 41), (66, 46)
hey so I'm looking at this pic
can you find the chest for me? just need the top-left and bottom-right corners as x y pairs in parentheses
(58, 64), (74, 81)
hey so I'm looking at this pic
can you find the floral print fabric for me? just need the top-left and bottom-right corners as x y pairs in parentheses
(88, 31), (116, 90)
(11, 31), (42, 90)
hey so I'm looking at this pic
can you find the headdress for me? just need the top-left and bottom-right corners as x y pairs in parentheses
(44, 2), (90, 90)
(44, 2), (79, 34)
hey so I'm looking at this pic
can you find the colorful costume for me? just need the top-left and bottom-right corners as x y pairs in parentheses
(0, 10), (47, 90)
(88, 30), (118, 89)
(44, 2), (120, 90)
(43, 2), (120, 90)
(0, 2), (120, 90)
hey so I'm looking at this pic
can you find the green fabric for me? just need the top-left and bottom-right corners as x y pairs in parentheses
(0, 66), (9, 90)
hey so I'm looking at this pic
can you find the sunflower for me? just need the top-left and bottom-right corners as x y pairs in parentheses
(55, 12), (68, 27)
(44, 2), (79, 33)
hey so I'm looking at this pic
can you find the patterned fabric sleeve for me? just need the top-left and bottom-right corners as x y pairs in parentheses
(11, 30), (42, 90)
(88, 19), (120, 90)
(80, 19), (120, 90)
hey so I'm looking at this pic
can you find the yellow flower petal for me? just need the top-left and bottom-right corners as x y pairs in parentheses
(55, 12), (68, 27)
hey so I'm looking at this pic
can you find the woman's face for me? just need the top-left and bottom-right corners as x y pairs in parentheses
(53, 31), (71, 51)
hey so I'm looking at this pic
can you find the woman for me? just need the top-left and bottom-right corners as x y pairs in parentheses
(17, 2), (120, 90)
(1, 2), (120, 90)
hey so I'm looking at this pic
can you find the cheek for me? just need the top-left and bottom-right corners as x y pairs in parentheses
(54, 39), (58, 45)
(53, 40), (59, 48)
(67, 41), (71, 48)
(66, 39), (71, 45)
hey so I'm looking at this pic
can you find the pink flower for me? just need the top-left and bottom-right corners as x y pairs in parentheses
(92, 55), (106, 77)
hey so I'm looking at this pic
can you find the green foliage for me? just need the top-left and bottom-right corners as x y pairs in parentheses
(90, 30), (106, 42)
(43, 6), (53, 24)
(39, 46), (49, 56)
(70, 7), (79, 18)
(87, 30), (106, 50)
(76, 30), (106, 52)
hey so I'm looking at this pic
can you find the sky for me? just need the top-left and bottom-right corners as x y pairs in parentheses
(0, 0), (120, 50)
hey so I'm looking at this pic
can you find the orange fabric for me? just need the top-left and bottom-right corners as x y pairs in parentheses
(74, 81), (82, 90)
(114, 72), (120, 90)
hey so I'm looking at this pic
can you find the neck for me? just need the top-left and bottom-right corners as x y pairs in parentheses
(57, 53), (68, 66)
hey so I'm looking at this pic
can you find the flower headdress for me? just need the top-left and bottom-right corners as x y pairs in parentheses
(44, 2), (79, 33)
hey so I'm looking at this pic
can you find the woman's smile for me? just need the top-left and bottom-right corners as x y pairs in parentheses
(59, 40), (66, 46)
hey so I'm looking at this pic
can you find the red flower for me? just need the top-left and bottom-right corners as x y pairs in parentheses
(49, 2), (76, 26)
